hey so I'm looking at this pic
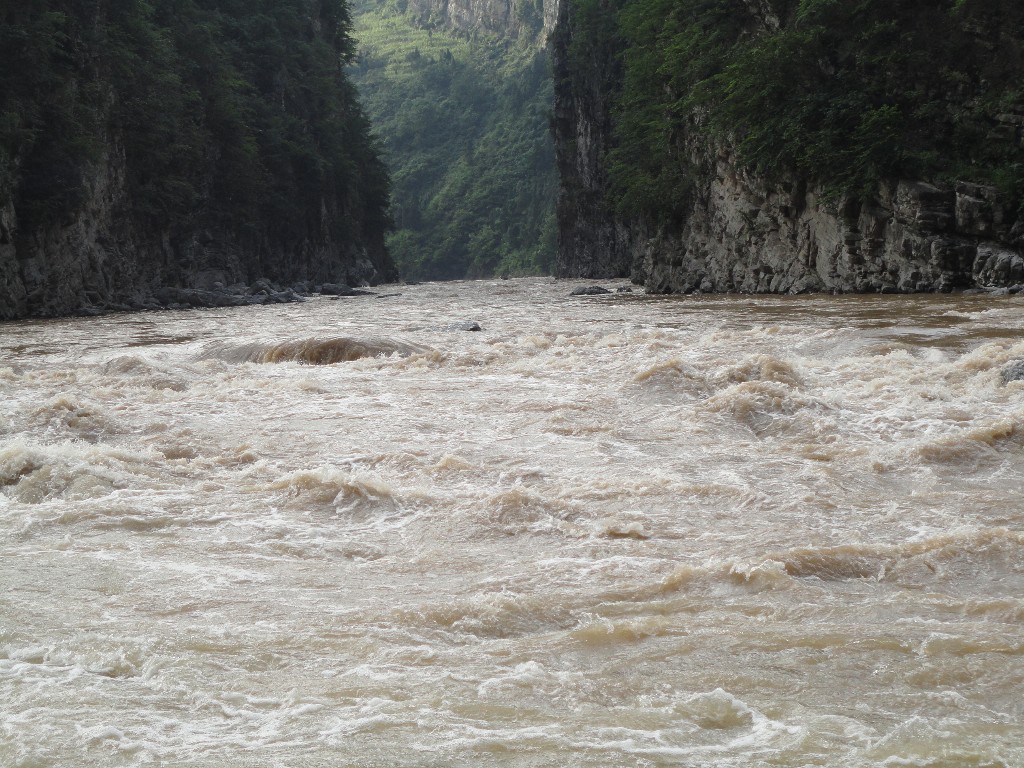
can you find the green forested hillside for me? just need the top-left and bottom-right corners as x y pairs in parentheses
(569, 0), (1024, 221)
(351, 0), (556, 280)
(1, 0), (391, 281)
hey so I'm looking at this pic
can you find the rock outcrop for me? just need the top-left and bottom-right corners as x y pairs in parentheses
(634, 156), (1024, 294)
(404, 0), (557, 38)
(1003, 360), (1024, 385)
(551, 0), (1024, 294)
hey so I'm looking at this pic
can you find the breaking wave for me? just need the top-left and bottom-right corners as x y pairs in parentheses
(201, 337), (428, 365)
(666, 527), (1024, 593)
(98, 355), (190, 391)
(913, 417), (1022, 464)
(268, 467), (399, 517)
(0, 441), (156, 505)
(30, 397), (121, 442)
(716, 354), (802, 387)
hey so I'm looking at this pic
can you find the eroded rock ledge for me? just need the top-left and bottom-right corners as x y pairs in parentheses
(635, 152), (1024, 294)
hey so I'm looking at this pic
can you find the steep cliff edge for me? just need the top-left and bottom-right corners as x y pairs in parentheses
(634, 161), (1024, 294)
(0, 0), (395, 320)
(552, 0), (1024, 292)
(551, 0), (635, 278)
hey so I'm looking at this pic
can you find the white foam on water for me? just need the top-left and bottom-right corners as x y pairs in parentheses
(2, 282), (1024, 766)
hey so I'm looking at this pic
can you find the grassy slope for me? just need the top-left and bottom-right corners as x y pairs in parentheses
(350, 0), (557, 280)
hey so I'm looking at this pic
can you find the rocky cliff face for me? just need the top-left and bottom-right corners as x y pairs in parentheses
(404, 0), (556, 38)
(552, 0), (1024, 293)
(550, 0), (634, 279)
(0, 203), (24, 316)
(0, 0), (395, 320)
(0, 153), (393, 321)
(635, 152), (1024, 294)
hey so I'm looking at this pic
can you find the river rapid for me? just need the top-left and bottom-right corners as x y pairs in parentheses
(1, 277), (1023, 767)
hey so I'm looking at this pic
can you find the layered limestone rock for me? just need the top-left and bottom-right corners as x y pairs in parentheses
(635, 150), (1024, 294)
(405, 0), (556, 37)
(0, 150), (393, 320)
(552, 2), (1024, 294)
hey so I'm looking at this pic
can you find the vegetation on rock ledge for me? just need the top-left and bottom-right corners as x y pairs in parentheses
(568, 0), (1024, 220)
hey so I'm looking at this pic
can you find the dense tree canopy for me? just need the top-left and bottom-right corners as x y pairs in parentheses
(0, 0), (390, 253)
(568, 0), (1024, 219)
(351, 0), (556, 280)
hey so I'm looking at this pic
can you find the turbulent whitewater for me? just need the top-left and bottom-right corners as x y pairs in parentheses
(1, 278), (1022, 767)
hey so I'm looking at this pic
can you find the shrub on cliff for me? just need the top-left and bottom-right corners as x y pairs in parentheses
(584, 0), (1024, 218)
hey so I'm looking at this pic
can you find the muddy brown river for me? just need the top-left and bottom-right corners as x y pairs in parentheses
(1, 278), (1022, 766)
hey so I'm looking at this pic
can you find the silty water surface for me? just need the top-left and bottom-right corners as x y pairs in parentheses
(1, 278), (1022, 766)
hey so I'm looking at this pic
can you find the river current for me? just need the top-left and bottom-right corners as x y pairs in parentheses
(1, 278), (1023, 767)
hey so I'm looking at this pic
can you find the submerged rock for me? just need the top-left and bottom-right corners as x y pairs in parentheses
(267, 290), (305, 304)
(446, 321), (482, 331)
(203, 336), (427, 365)
(151, 284), (306, 311)
(1001, 360), (1024, 384)
(320, 283), (356, 296)
(570, 286), (612, 296)
(154, 287), (248, 308)
(320, 283), (375, 297)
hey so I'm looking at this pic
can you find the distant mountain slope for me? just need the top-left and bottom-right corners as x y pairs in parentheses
(350, 0), (557, 280)
(0, 0), (395, 319)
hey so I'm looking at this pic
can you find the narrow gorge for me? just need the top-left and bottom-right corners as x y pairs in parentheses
(349, 0), (559, 280)
(3, 4), (1024, 764)
(6, 0), (1024, 318)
